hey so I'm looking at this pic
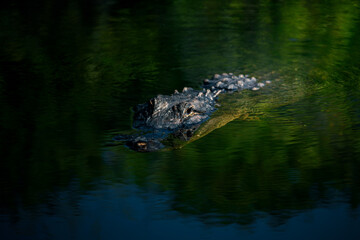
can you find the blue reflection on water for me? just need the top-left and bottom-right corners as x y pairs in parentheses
(2, 183), (359, 240)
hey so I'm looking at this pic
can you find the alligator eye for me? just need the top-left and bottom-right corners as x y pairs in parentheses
(136, 142), (147, 150)
(186, 130), (193, 137)
(187, 108), (192, 114)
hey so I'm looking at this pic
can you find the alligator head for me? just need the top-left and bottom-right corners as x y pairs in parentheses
(133, 87), (220, 130)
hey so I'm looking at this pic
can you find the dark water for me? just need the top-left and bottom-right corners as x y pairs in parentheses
(1, 0), (360, 239)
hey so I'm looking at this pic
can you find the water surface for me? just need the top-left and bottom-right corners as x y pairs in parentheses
(1, 0), (360, 239)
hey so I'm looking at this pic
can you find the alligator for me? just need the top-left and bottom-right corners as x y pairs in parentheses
(113, 72), (275, 152)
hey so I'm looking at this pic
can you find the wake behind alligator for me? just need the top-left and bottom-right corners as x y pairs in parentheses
(113, 72), (274, 152)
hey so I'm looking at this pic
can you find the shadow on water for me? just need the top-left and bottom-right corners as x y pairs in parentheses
(1, 0), (360, 239)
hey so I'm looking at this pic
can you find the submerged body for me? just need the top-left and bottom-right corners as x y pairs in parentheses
(114, 73), (272, 152)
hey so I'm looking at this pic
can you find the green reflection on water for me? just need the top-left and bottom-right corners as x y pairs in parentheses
(0, 0), (360, 227)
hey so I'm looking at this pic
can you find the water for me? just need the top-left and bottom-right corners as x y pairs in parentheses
(1, 0), (360, 239)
